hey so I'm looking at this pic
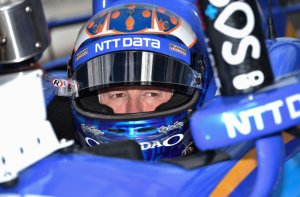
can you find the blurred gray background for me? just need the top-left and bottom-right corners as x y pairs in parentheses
(40, 0), (92, 64)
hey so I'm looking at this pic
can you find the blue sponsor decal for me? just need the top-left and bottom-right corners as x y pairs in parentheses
(73, 35), (191, 69)
(71, 106), (191, 161)
(190, 71), (300, 150)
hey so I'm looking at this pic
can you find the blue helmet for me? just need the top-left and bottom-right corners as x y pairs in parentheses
(68, 3), (211, 161)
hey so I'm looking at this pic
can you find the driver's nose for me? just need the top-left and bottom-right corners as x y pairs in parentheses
(125, 96), (143, 113)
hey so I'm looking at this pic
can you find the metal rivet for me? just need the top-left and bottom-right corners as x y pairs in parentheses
(0, 37), (6, 46)
(35, 42), (41, 48)
(1, 157), (5, 165)
(4, 171), (11, 178)
(25, 6), (32, 12)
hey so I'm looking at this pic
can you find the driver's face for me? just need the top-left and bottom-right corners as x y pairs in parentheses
(98, 86), (172, 114)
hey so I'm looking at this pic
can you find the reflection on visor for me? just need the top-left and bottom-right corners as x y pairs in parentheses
(72, 51), (202, 96)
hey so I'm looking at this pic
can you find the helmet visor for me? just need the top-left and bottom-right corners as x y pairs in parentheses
(72, 51), (202, 97)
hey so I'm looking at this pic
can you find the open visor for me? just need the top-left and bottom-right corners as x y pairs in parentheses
(70, 51), (202, 97)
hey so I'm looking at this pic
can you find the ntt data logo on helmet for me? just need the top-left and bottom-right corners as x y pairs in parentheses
(73, 35), (191, 69)
(95, 37), (160, 51)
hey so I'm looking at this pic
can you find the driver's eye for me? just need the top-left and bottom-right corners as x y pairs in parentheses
(144, 92), (159, 97)
(110, 93), (127, 99)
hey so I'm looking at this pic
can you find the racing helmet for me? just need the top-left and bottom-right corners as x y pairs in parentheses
(68, 3), (210, 161)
